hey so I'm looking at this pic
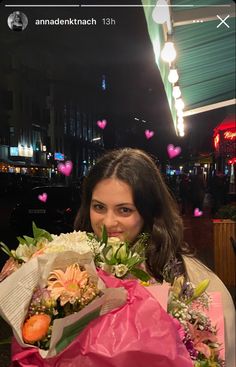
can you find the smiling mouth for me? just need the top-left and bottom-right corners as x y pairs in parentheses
(107, 232), (122, 237)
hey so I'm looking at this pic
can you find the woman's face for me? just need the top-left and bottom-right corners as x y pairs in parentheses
(90, 178), (144, 242)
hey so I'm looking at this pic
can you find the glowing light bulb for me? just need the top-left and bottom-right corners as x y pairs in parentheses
(172, 85), (181, 99)
(179, 130), (185, 137)
(168, 68), (179, 84)
(152, 0), (169, 24)
(175, 98), (185, 110)
(161, 42), (177, 63)
(177, 109), (184, 118)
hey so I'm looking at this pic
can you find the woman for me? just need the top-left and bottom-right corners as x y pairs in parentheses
(10, 11), (23, 31)
(74, 148), (235, 366)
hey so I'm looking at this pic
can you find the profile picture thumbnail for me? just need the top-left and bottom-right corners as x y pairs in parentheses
(7, 11), (28, 32)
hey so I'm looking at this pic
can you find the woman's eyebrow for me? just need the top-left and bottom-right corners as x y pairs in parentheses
(91, 199), (134, 207)
(116, 203), (135, 207)
(91, 199), (105, 205)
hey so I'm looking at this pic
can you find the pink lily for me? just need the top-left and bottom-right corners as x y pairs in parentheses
(187, 321), (218, 358)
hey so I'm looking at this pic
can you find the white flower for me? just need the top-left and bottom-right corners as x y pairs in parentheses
(87, 238), (103, 257)
(98, 262), (116, 275)
(45, 231), (92, 255)
(13, 238), (49, 261)
(106, 237), (127, 261)
(114, 264), (129, 278)
(14, 244), (38, 262)
(106, 237), (121, 245)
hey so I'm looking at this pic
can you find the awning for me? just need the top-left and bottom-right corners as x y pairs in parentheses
(142, 0), (236, 132)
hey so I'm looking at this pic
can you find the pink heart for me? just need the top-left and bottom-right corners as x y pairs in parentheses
(167, 144), (181, 159)
(194, 208), (203, 217)
(58, 160), (73, 176)
(38, 193), (47, 203)
(97, 119), (107, 129)
(145, 130), (154, 139)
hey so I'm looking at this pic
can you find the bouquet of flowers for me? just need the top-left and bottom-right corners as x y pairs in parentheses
(0, 225), (129, 358)
(0, 223), (149, 282)
(88, 226), (150, 281)
(168, 276), (225, 367)
(22, 261), (100, 350)
(0, 224), (224, 366)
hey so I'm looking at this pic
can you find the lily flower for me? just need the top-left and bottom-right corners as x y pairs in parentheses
(187, 321), (218, 358)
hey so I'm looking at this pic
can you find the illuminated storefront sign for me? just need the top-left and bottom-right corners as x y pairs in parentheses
(18, 144), (33, 157)
(10, 147), (19, 156)
(224, 131), (236, 140)
(54, 152), (64, 161)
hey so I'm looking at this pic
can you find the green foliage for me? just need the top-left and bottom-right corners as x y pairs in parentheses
(215, 204), (236, 221)
(0, 222), (53, 261)
(101, 225), (108, 245)
(98, 225), (150, 281)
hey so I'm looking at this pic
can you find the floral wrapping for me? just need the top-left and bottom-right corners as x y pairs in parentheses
(10, 270), (193, 367)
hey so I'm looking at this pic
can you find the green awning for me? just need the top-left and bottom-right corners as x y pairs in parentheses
(142, 0), (236, 132)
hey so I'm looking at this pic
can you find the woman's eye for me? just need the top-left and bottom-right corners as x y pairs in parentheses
(92, 204), (105, 212)
(119, 207), (133, 215)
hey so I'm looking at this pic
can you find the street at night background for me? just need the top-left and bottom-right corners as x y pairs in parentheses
(0, 1), (235, 364)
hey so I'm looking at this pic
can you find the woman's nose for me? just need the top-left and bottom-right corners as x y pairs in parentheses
(102, 211), (118, 227)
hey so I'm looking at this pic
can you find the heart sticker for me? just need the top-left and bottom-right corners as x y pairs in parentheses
(97, 119), (107, 129)
(194, 208), (203, 217)
(167, 144), (181, 159)
(58, 160), (73, 176)
(38, 193), (47, 203)
(145, 130), (154, 140)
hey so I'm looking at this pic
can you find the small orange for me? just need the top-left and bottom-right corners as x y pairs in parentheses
(22, 314), (51, 344)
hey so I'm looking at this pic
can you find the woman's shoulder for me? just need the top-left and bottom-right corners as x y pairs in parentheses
(183, 255), (234, 305)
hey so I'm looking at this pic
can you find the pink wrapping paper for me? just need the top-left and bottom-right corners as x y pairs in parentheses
(206, 292), (225, 360)
(146, 285), (225, 361)
(11, 270), (193, 367)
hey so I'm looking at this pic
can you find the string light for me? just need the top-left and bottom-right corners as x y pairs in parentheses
(175, 98), (185, 110)
(152, 0), (169, 24)
(161, 40), (177, 63)
(172, 85), (181, 99)
(168, 68), (179, 83)
(177, 117), (184, 126)
(177, 109), (184, 118)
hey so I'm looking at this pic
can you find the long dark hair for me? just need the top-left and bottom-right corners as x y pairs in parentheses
(74, 148), (195, 282)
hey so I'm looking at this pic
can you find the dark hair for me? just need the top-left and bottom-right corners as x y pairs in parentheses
(74, 148), (195, 282)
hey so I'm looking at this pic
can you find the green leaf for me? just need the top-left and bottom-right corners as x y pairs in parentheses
(0, 242), (13, 258)
(113, 243), (126, 260)
(23, 235), (35, 245)
(16, 236), (27, 245)
(126, 255), (143, 268)
(130, 267), (151, 282)
(32, 222), (53, 242)
(101, 225), (108, 245)
(102, 245), (112, 258)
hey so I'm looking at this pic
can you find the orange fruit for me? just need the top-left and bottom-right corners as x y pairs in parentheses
(22, 314), (51, 344)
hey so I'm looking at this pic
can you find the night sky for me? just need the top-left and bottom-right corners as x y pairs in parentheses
(0, 0), (231, 164)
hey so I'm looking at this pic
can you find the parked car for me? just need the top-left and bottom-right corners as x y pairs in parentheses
(10, 185), (81, 236)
